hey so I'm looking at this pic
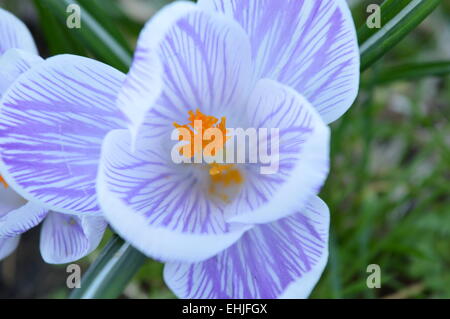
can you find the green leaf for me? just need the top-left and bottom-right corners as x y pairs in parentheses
(82, 0), (143, 36)
(41, 0), (132, 72)
(357, 0), (411, 44)
(76, 0), (133, 54)
(69, 235), (146, 299)
(359, 0), (442, 71)
(33, 0), (88, 56)
(374, 61), (450, 84)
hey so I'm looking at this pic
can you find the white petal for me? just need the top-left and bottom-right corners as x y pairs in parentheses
(226, 79), (330, 224)
(40, 212), (107, 264)
(0, 48), (43, 96)
(0, 8), (37, 54)
(0, 201), (48, 237)
(0, 185), (26, 217)
(164, 196), (329, 299)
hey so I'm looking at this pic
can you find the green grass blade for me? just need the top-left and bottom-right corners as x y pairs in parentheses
(359, 0), (442, 71)
(76, 0), (133, 54)
(81, 0), (143, 36)
(69, 235), (146, 299)
(42, 0), (132, 72)
(357, 0), (411, 44)
(375, 61), (450, 84)
(33, 0), (88, 56)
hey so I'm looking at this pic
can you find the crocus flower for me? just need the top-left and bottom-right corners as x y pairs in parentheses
(0, 8), (106, 263)
(0, 0), (359, 298)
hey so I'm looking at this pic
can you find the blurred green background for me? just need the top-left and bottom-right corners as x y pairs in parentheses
(0, 0), (449, 299)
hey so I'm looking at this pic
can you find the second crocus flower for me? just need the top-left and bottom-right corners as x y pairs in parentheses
(0, 8), (107, 263)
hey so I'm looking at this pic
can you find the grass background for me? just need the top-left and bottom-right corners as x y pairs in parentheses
(0, 0), (449, 298)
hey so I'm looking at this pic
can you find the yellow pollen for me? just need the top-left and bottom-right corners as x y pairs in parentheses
(0, 176), (8, 189)
(209, 163), (243, 185)
(208, 163), (243, 202)
(174, 110), (243, 201)
(209, 163), (234, 176)
(173, 109), (229, 158)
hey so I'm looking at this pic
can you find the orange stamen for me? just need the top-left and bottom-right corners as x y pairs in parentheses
(0, 176), (8, 189)
(210, 164), (243, 186)
(174, 110), (243, 202)
(173, 109), (229, 158)
(208, 162), (243, 202)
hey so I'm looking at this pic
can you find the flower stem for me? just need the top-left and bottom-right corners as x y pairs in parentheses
(69, 235), (146, 299)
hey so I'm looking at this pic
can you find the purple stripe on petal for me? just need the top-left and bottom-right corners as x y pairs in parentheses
(0, 55), (126, 215)
(164, 196), (330, 299)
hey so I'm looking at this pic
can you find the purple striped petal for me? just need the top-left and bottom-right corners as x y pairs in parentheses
(97, 129), (251, 262)
(164, 196), (329, 299)
(127, 1), (251, 140)
(199, 0), (360, 124)
(225, 79), (329, 224)
(0, 201), (48, 237)
(0, 55), (126, 215)
(115, 2), (180, 137)
(40, 212), (107, 264)
(0, 8), (37, 54)
(0, 235), (20, 260)
(0, 49), (43, 96)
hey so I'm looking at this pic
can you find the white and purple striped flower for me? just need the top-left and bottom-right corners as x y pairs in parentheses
(0, 0), (359, 298)
(0, 8), (106, 263)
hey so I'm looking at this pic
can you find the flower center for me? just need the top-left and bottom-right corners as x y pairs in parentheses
(174, 109), (229, 158)
(208, 162), (243, 202)
(174, 109), (243, 201)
